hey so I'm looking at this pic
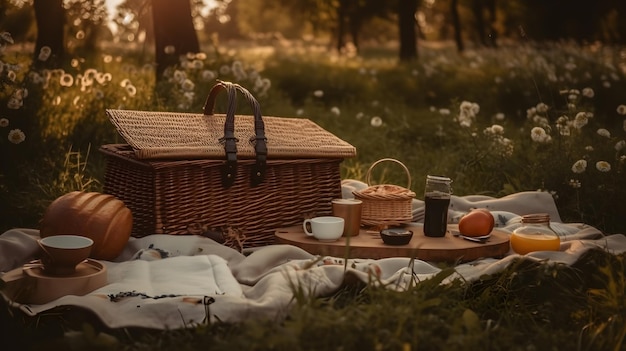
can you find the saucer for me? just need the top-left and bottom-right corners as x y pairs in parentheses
(2, 259), (107, 304)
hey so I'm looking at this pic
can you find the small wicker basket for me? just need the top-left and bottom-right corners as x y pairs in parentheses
(353, 158), (416, 228)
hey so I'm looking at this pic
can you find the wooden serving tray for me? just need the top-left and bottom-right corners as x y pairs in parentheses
(275, 224), (511, 262)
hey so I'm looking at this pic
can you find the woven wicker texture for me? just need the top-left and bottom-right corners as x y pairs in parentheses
(106, 110), (356, 160)
(100, 144), (342, 248)
(101, 82), (351, 249)
(353, 158), (416, 227)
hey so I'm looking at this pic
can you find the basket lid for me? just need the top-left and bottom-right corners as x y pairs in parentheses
(106, 109), (356, 160)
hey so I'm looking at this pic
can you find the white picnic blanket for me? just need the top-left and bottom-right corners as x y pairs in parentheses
(1, 182), (625, 330)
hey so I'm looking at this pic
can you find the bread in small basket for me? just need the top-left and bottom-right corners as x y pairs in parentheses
(353, 159), (416, 228)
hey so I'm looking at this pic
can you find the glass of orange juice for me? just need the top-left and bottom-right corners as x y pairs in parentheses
(510, 213), (560, 255)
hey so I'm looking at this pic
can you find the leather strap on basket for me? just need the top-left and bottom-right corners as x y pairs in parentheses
(203, 80), (268, 187)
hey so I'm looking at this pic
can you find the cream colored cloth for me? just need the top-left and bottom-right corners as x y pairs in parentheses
(1, 187), (623, 330)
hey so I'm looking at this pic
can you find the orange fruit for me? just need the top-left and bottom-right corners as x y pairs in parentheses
(458, 208), (495, 237)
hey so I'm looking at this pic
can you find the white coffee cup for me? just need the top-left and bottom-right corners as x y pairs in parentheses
(302, 216), (344, 242)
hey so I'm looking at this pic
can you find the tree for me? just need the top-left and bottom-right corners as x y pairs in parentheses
(335, 0), (390, 53)
(450, 0), (464, 52)
(151, 0), (200, 79)
(470, 0), (497, 47)
(33, 0), (65, 68)
(398, 0), (419, 61)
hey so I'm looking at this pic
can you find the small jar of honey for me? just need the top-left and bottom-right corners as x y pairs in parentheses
(510, 213), (560, 255)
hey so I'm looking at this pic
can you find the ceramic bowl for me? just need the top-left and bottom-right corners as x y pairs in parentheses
(380, 228), (413, 245)
(38, 235), (94, 276)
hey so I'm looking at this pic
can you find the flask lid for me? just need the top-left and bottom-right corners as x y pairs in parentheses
(426, 175), (452, 183)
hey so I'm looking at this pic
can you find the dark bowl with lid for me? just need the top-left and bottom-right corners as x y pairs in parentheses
(380, 228), (413, 245)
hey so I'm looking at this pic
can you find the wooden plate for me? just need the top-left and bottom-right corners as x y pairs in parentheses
(1, 259), (107, 304)
(275, 224), (510, 262)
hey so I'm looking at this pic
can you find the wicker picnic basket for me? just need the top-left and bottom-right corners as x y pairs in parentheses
(100, 80), (356, 250)
(353, 158), (416, 228)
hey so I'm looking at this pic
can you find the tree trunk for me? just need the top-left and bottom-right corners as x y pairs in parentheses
(471, 0), (487, 46)
(485, 0), (497, 47)
(450, 0), (464, 52)
(336, 0), (347, 52)
(151, 0), (200, 79)
(349, 15), (361, 52)
(398, 0), (418, 61)
(33, 0), (65, 68)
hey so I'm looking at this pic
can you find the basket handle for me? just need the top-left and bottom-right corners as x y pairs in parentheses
(365, 158), (412, 189)
(203, 80), (268, 188)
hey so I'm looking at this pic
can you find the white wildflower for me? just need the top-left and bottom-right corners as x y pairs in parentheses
(568, 179), (581, 189)
(96, 72), (112, 85)
(0, 32), (14, 44)
(498, 137), (514, 157)
(313, 90), (324, 98)
(536, 102), (549, 114)
(219, 65), (230, 75)
(573, 112), (588, 129)
(485, 124), (504, 135)
(617, 105), (626, 115)
(7, 70), (16, 82)
(60, 73), (74, 87)
(330, 107), (340, 116)
(571, 159), (587, 174)
(181, 79), (195, 92)
(530, 127), (548, 143)
(125, 84), (137, 96)
(597, 128), (611, 138)
(7, 97), (22, 109)
(582, 87), (594, 98)
(615, 140), (625, 151)
(439, 108), (450, 115)
(8, 129), (25, 144)
(164, 46), (176, 54)
(533, 115), (550, 128)
(201, 70), (216, 81)
(183, 91), (194, 102)
(370, 116), (383, 127)
(191, 60), (204, 70)
(172, 70), (185, 84)
(0, 118), (8, 127)
(38, 46), (51, 61)
(596, 161), (611, 172)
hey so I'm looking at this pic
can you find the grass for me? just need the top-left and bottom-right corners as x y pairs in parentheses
(1, 35), (626, 349)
